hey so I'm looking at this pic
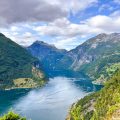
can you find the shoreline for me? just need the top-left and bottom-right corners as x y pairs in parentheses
(0, 80), (48, 91)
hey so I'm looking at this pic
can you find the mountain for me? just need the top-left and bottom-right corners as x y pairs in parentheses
(66, 69), (120, 120)
(27, 41), (74, 76)
(0, 33), (46, 90)
(67, 33), (120, 84)
(27, 41), (67, 60)
(27, 33), (120, 83)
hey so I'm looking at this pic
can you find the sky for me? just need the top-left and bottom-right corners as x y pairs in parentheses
(0, 0), (120, 50)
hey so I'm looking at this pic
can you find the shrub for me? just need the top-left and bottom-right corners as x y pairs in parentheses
(0, 111), (26, 120)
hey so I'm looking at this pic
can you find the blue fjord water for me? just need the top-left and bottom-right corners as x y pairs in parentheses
(0, 76), (102, 120)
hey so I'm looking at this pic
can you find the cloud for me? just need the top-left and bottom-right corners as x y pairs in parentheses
(34, 18), (91, 37)
(51, 36), (87, 50)
(34, 10), (120, 39)
(84, 15), (120, 32)
(98, 4), (114, 12)
(113, 0), (120, 4)
(0, 26), (38, 46)
(0, 0), (97, 26)
(0, 0), (67, 25)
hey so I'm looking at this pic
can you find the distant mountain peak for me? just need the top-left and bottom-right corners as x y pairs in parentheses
(30, 40), (67, 52)
(32, 40), (56, 48)
(34, 40), (46, 45)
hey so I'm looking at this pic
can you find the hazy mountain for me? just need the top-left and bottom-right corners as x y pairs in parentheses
(27, 41), (74, 76)
(0, 33), (46, 89)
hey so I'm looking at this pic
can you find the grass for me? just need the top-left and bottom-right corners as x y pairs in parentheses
(13, 78), (38, 88)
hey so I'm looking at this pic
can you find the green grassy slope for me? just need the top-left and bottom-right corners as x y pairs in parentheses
(67, 69), (120, 120)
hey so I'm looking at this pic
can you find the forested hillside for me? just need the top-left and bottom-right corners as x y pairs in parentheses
(67, 69), (120, 120)
(0, 33), (46, 89)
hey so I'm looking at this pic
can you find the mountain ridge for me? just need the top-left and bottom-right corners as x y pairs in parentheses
(27, 33), (120, 83)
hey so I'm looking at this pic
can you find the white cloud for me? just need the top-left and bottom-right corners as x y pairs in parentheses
(51, 36), (87, 50)
(10, 26), (20, 32)
(34, 11), (120, 38)
(0, 27), (38, 46)
(0, 0), (98, 26)
(34, 18), (90, 37)
(84, 15), (120, 32)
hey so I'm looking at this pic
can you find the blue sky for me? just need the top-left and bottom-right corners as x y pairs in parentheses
(0, 0), (120, 50)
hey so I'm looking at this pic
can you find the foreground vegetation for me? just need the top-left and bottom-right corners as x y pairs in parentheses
(0, 111), (26, 120)
(67, 69), (120, 120)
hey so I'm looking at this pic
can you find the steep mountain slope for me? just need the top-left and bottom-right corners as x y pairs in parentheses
(66, 69), (120, 120)
(27, 41), (74, 76)
(0, 33), (46, 89)
(68, 33), (120, 84)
